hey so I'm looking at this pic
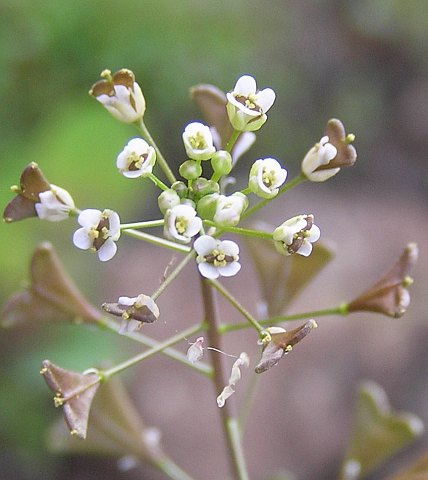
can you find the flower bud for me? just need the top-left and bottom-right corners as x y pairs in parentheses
(211, 150), (232, 176)
(157, 189), (180, 215)
(182, 122), (216, 161)
(196, 193), (220, 221)
(179, 160), (202, 180)
(89, 69), (146, 124)
(248, 157), (287, 199)
(213, 192), (248, 227)
(171, 181), (188, 199)
(191, 177), (220, 200)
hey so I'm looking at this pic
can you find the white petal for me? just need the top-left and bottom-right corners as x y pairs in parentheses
(217, 385), (235, 407)
(219, 239), (239, 257)
(194, 235), (218, 256)
(220, 262), (241, 277)
(127, 137), (150, 153)
(186, 216), (203, 237)
(198, 262), (219, 279)
(73, 228), (92, 250)
(308, 224), (321, 243)
(78, 209), (102, 228)
(118, 296), (137, 306)
(234, 75), (257, 96)
(297, 241), (313, 257)
(256, 88), (276, 112)
(98, 239), (117, 261)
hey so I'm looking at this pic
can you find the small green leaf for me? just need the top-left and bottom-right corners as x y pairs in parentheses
(339, 381), (424, 480)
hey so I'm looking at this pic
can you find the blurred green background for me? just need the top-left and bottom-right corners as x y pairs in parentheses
(1, 1), (427, 479)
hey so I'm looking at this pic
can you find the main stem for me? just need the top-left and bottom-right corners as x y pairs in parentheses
(200, 278), (249, 480)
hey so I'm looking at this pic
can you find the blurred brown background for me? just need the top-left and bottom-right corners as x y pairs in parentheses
(0, 1), (427, 479)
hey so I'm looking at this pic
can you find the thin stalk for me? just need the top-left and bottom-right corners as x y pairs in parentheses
(203, 221), (272, 240)
(153, 455), (197, 480)
(237, 371), (259, 435)
(97, 316), (211, 377)
(152, 250), (195, 300)
(148, 172), (169, 191)
(101, 323), (203, 380)
(242, 173), (306, 220)
(200, 278), (249, 480)
(122, 229), (191, 253)
(209, 279), (264, 335)
(120, 219), (164, 230)
(219, 304), (347, 334)
(226, 129), (241, 153)
(138, 119), (176, 184)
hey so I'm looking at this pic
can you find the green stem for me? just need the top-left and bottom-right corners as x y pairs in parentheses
(218, 304), (347, 334)
(122, 229), (191, 253)
(200, 278), (249, 480)
(153, 455), (197, 480)
(226, 129), (241, 153)
(148, 172), (169, 191)
(237, 371), (259, 434)
(151, 251), (195, 300)
(240, 187), (251, 195)
(97, 316), (211, 377)
(242, 173), (306, 220)
(209, 279), (264, 335)
(137, 119), (176, 184)
(203, 221), (272, 240)
(120, 219), (164, 230)
(101, 323), (203, 380)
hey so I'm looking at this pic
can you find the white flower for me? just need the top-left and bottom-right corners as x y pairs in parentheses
(35, 185), (75, 221)
(217, 352), (249, 407)
(182, 122), (216, 161)
(116, 294), (160, 334)
(186, 337), (205, 363)
(248, 158), (287, 199)
(116, 138), (156, 178)
(213, 192), (248, 227)
(164, 204), (202, 244)
(301, 136), (338, 182)
(194, 235), (241, 279)
(73, 208), (121, 261)
(273, 214), (320, 257)
(90, 69), (146, 124)
(226, 75), (275, 132)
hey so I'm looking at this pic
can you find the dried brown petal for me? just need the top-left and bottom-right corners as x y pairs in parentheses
(321, 118), (357, 170)
(3, 162), (51, 222)
(41, 360), (101, 439)
(1, 242), (101, 327)
(347, 243), (418, 318)
(255, 320), (318, 374)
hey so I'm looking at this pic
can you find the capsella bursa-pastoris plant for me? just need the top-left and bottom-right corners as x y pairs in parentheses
(2, 68), (421, 480)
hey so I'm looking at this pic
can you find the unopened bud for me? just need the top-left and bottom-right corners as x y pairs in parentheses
(179, 160), (202, 180)
(158, 189), (180, 215)
(211, 150), (232, 176)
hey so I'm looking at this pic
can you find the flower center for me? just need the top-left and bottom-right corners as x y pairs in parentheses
(286, 216), (313, 254)
(127, 151), (147, 171)
(92, 215), (111, 251)
(262, 168), (276, 188)
(205, 248), (236, 268)
(234, 93), (261, 112)
(175, 217), (188, 235)
(189, 132), (207, 150)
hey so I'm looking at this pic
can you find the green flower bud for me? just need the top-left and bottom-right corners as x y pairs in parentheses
(158, 189), (180, 215)
(196, 193), (220, 221)
(191, 177), (220, 200)
(211, 150), (232, 176)
(180, 198), (196, 209)
(179, 160), (202, 180)
(171, 181), (188, 199)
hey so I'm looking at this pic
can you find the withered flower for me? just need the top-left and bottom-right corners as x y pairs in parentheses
(347, 243), (418, 318)
(301, 119), (357, 182)
(3, 162), (75, 223)
(89, 69), (146, 124)
(1, 242), (101, 328)
(102, 294), (160, 334)
(255, 320), (318, 374)
(41, 360), (101, 439)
